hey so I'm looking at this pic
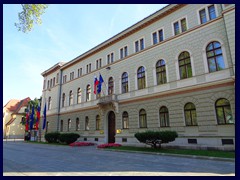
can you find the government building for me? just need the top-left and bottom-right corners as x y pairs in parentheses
(40, 4), (235, 150)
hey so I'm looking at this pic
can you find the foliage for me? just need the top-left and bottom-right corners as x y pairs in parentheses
(45, 132), (60, 143)
(134, 130), (178, 148)
(15, 4), (48, 33)
(97, 143), (122, 148)
(59, 133), (80, 145)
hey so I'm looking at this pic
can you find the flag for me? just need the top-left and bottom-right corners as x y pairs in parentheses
(36, 105), (40, 130)
(93, 76), (99, 94)
(25, 108), (29, 131)
(42, 103), (47, 130)
(30, 105), (34, 130)
(97, 73), (104, 94)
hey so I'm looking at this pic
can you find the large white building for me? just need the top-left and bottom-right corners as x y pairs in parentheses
(40, 4), (235, 150)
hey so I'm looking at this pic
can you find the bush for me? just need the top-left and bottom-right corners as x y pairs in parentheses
(134, 130), (178, 148)
(59, 133), (80, 144)
(45, 132), (60, 143)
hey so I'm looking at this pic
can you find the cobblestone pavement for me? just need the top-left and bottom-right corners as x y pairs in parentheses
(3, 140), (235, 176)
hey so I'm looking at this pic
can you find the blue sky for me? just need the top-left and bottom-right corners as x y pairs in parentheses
(3, 4), (168, 106)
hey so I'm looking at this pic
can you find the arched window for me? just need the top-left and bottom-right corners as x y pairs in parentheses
(137, 66), (146, 89)
(206, 41), (225, 72)
(86, 85), (91, 102)
(179, 51), (192, 79)
(62, 93), (65, 107)
(68, 119), (71, 131)
(77, 88), (82, 104)
(159, 106), (169, 127)
(60, 120), (63, 132)
(139, 109), (147, 128)
(76, 118), (80, 131)
(122, 111), (129, 129)
(184, 103), (197, 126)
(85, 116), (89, 130)
(156, 60), (167, 85)
(122, 72), (128, 93)
(48, 97), (52, 110)
(69, 90), (73, 105)
(96, 115), (100, 130)
(108, 77), (114, 95)
(215, 98), (233, 124)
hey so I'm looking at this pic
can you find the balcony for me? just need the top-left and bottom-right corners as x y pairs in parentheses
(97, 94), (119, 113)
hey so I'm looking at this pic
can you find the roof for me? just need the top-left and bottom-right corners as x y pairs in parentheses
(4, 97), (31, 113)
(5, 117), (16, 126)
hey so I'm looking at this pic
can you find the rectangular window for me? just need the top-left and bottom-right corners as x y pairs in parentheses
(43, 80), (46, 89)
(120, 48), (124, 59)
(124, 46), (128, 57)
(135, 41), (139, 52)
(107, 53), (114, 64)
(140, 38), (144, 50)
(111, 53), (114, 63)
(56, 73), (59, 83)
(208, 5), (216, 20)
(107, 54), (110, 64)
(199, 9), (207, 24)
(120, 46), (128, 59)
(63, 75), (67, 84)
(158, 29), (163, 42)
(181, 18), (187, 32)
(174, 22), (180, 35)
(89, 63), (91, 72)
(70, 72), (74, 80)
(152, 32), (157, 45)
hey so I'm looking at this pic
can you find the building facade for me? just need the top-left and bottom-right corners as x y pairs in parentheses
(40, 4), (235, 150)
(3, 97), (31, 139)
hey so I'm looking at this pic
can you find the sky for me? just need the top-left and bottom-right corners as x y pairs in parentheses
(3, 4), (168, 106)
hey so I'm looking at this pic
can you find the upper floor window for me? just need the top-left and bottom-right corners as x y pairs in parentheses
(96, 115), (100, 130)
(215, 98), (233, 125)
(78, 68), (83, 77)
(86, 85), (91, 102)
(137, 66), (146, 90)
(122, 111), (129, 129)
(56, 73), (59, 83)
(108, 77), (114, 95)
(76, 118), (80, 131)
(152, 29), (164, 45)
(67, 119), (71, 131)
(120, 46), (128, 59)
(179, 51), (192, 79)
(156, 60), (167, 85)
(135, 38), (144, 52)
(139, 109), (147, 128)
(48, 97), (52, 110)
(184, 103), (197, 126)
(62, 93), (65, 107)
(77, 88), (82, 104)
(86, 64), (91, 74)
(96, 58), (102, 69)
(85, 116), (89, 130)
(199, 5), (217, 24)
(63, 75), (67, 84)
(159, 106), (169, 127)
(53, 77), (55, 86)
(173, 18), (187, 35)
(206, 41), (225, 72)
(47, 80), (50, 89)
(107, 53), (114, 64)
(43, 80), (46, 89)
(69, 90), (73, 106)
(70, 72), (74, 80)
(122, 72), (129, 93)
(50, 79), (52, 88)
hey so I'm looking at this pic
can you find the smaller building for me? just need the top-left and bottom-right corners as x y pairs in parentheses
(3, 97), (31, 139)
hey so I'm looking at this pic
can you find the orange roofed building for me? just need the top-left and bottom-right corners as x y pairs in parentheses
(3, 97), (31, 139)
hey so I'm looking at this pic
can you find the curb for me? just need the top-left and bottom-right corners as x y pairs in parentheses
(97, 148), (235, 162)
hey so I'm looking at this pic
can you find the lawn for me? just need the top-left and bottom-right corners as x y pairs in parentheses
(109, 146), (235, 159)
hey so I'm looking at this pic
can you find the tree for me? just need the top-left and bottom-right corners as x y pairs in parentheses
(134, 130), (178, 149)
(15, 4), (48, 33)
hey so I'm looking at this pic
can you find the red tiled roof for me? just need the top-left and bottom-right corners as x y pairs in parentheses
(4, 97), (31, 113)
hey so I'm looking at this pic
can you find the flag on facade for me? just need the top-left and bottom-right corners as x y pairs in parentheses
(42, 103), (47, 130)
(97, 73), (104, 94)
(30, 105), (34, 130)
(25, 108), (29, 131)
(94, 76), (99, 94)
(36, 105), (40, 130)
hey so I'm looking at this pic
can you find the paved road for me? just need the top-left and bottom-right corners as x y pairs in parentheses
(3, 141), (235, 176)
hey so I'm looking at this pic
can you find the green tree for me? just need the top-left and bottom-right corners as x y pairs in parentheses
(15, 4), (48, 33)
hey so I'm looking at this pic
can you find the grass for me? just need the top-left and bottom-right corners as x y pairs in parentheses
(109, 146), (235, 159)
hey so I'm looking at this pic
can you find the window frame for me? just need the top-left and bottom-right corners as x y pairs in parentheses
(184, 103), (197, 126)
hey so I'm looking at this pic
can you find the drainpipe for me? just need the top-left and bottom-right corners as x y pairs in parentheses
(56, 69), (63, 131)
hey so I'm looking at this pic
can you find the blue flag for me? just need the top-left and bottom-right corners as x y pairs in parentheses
(42, 103), (47, 130)
(30, 106), (34, 130)
(97, 74), (104, 94)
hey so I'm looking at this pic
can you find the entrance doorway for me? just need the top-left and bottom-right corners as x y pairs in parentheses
(108, 111), (115, 143)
